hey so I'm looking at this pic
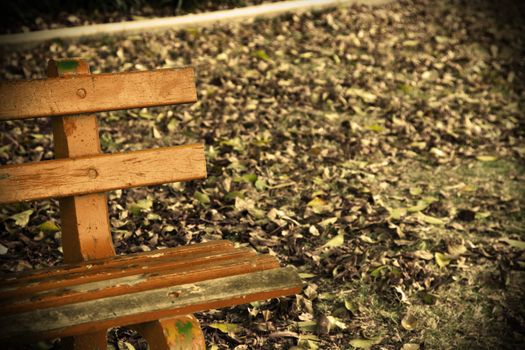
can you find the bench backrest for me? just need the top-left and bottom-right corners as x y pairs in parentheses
(0, 59), (204, 263)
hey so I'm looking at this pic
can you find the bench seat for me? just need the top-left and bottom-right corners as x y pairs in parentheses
(0, 240), (301, 345)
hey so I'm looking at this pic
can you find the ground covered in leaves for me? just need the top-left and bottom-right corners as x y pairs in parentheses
(1, 0), (524, 349)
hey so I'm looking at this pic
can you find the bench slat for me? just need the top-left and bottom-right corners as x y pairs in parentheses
(1, 240), (232, 285)
(0, 144), (206, 204)
(1, 255), (279, 315)
(0, 247), (255, 299)
(0, 267), (302, 344)
(0, 67), (196, 121)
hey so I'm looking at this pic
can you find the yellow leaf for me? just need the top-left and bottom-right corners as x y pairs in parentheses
(322, 234), (344, 248)
(388, 207), (407, 220)
(39, 220), (60, 233)
(476, 155), (497, 162)
(435, 252), (452, 268)
(417, 212), (445, 225)
(10, 210), (33, 227)
(349, 336), (383, 349)
(307, 197), (332, 214)
(209, 323), (239, 333)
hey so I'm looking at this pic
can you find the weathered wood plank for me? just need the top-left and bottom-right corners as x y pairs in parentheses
(0, 67), (196, 121)
(0, 144), (206, 204)
(0, 267), (302, 344)
(1, 255), (279, 314)
(0, 247), (256, 299)
(0, 240), (233, 286)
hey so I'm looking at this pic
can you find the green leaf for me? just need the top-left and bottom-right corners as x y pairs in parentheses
(128, 199), (153, 215)
(417, 212), (445, 225)
(224, 191), (243, 202)
(435, 252), (452, 268)
(209, 323), (239, 333)
(370, 265), (388, 278)
(194, 191), (211, 205)
(388, 208), (407, 220)
(297, 321), (317, 332)
(10, 210), (33, 227)
(241, 173), (257, 184)
(349, 336), (383, 349)
(409, 186), (423, 196)
(407, 196), (438, 212)
(39, 220), (60, 233)
(220, 137), (244, 152)
(253, 49), (270, 61)
(344, 298), (357, 313)
(322, 233), (344, 248)
(255, 178), (267, 191)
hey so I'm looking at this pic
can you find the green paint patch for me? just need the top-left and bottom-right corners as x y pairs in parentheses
(175, 320), (193, 337)
(56, 60), (79, 74)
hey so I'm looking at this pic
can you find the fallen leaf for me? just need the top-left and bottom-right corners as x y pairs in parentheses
(128, 199), (153, 215)
(499, 238), (525, 250)
(435, 252), (452, 268)
(194, 191), (211, 205)
(349, 336), (382, 349)
(388, 207), (407, 220)
(322, 233), (344, 248)
(10, 210), (33, 227)
(417, 212), (445, 225)
(209, 323), (239, 333)
(476, 155), (497, 162)
(39, 220), (60, 233)
(307, 197), (333, 214)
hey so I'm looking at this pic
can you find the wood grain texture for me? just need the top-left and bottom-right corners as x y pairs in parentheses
(1, 255), (279, 314)
(0, 267), (302, 344)
(0, 67), (197, 121)
(0, 144), (206, 204)
(0, 248), (256, 299)
(47, 58), (116, 264)
(0, 241), (233, 286)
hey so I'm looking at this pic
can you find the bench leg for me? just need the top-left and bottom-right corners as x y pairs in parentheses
(129, 315), (205, 350)
(60, 331), (107, 350)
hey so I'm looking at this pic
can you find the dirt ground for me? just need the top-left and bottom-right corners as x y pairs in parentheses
(1, 0), (524, 349)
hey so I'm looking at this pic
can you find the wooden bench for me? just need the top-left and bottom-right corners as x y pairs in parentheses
(0, 58), (302, 349)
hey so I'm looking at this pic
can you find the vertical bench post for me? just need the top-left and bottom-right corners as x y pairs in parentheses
(48, 59), (113, 349)
(47, 59), (116, 263)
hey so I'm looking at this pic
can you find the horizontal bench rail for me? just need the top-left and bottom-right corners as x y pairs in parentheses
(0, 144), (206, 204)
(0, 67), (197, 121)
